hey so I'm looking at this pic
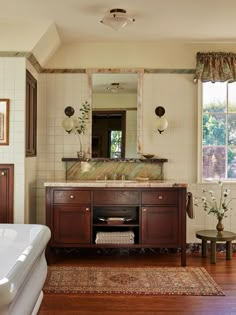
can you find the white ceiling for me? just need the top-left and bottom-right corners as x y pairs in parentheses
(2, 0), (236, 93)
(1, 0), (236, 44)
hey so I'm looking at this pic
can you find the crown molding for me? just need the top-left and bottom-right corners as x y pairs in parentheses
(0, 51), (195, 74)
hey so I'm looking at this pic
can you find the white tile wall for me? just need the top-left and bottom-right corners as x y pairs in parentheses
(0, 57), (26, 223)
(36, 73), (89, 223)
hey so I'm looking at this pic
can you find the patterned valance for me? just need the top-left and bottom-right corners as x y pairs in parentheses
(194, 52), (236, 83)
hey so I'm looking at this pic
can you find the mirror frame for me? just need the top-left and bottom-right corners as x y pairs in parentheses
(87, 68), (144, 159)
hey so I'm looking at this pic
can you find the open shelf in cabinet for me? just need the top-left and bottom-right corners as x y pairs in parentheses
(92, 205), (140, 244)
(92, 206), (139, 225)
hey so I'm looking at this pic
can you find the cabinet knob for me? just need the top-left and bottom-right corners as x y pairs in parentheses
(69, 195), (75, 199)
(1, 171), (6, 176)
(158, 195), (163, 200)
(85, 207), (90, 211)
(142, 208), (147, 212)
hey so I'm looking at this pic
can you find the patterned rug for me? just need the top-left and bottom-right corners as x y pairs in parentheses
(43, 266), (224, 296)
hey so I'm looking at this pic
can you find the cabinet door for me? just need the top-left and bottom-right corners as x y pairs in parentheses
(0, 164), (14, 223)
(141, 206), (178, 246)
(53, 205), (91, 244)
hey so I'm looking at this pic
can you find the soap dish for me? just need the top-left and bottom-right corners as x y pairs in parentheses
(142, 154), (155, 159)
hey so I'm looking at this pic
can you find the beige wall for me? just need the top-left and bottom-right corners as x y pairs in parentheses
(46, 42), (236, 69)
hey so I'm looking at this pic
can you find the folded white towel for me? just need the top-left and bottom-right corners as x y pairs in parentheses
(95, 231), (135, 244)
(96, 231), (135, 237)
(95, 239), (134, 244)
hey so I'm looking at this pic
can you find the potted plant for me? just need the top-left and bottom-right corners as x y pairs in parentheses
(74, 101), (90, 158)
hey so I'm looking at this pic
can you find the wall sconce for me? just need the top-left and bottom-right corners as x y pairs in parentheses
(62, 106), (75, 133)
(155, 106), (168, 134)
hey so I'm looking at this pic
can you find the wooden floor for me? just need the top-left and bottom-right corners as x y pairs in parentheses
(38, 249), (236, 315)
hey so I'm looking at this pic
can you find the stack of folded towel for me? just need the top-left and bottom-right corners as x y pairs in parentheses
(95, 231), (135, 244)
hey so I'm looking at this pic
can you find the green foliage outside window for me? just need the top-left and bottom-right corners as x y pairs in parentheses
(202, 87), (236, 179)
(110, 130), (122, 158)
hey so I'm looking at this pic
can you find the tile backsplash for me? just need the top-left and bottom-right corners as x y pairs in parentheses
(66, 159), (166, 181)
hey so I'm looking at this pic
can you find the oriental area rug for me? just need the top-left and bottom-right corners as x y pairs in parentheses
(43, 266), (224, 296)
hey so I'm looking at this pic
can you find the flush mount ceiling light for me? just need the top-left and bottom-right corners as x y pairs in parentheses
(106, 82), (124, 93)
(100, 8), (135, 30)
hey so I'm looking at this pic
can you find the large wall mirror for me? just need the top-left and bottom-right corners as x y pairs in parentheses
(89, 70), (143, 158)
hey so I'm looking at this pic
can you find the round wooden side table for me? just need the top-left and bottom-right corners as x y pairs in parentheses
(196, 230), (236, 264)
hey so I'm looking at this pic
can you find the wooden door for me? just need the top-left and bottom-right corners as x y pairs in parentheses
(0, 164), (14, 223)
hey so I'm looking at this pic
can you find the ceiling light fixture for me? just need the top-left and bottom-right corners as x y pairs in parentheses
(100, 8), (135, 30)
(106, 82), (124, 93)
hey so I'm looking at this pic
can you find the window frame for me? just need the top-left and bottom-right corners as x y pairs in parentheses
(198, 81), (236, 183)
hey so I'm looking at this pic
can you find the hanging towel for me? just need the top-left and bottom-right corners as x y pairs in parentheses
(186, 192), (194, 219)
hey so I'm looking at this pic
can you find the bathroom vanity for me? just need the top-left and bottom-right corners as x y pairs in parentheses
(45, 181), (187, 266)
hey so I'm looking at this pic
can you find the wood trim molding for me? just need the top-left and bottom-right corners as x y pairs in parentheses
(0, 51), (195, 74)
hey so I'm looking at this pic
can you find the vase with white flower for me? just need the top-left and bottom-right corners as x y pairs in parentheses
(194, 181), (235, 235)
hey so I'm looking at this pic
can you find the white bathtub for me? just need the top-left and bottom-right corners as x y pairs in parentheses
(0, 224), (51, 315)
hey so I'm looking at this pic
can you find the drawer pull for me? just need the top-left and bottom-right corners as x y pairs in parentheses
(70, 195), (75, 199)
(158, 195), (163, 200)
(85, 208), (90, 211)
(1, 171), (5, 176)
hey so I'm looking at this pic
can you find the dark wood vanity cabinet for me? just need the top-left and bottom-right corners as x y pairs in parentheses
(141, 190), (179, 245)
(47, 188), (91, 245)
(46, 186), (186, 265)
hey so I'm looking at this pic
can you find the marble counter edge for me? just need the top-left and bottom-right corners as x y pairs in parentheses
(44, 181), (187, 188)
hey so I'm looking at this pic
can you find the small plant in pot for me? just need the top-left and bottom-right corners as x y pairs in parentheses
(73, 101), (90, 158)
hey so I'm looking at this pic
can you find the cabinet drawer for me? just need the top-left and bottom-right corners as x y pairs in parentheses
(142, 190), (178, 205)
(93, 190), (140, 205)
(53, 190), (91, 204)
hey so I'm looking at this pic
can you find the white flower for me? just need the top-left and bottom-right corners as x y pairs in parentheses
(195, 182), (235, 221)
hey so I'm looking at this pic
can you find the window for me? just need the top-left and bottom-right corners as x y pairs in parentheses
(109, 130), (122, 158)
(201, 81), (236, 181)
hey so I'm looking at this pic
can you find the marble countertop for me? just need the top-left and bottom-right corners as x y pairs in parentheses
(44, 180), (187, 188)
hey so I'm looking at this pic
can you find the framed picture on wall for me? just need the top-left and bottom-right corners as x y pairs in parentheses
(0, 99), (9, 145)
